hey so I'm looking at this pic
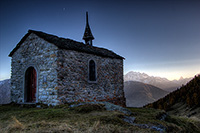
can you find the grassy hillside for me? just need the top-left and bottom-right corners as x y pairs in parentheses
(167, 102), (200, 122)
(0, 103), (200, 132)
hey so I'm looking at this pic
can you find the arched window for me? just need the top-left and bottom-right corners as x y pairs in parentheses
(89, 60), (96, 81)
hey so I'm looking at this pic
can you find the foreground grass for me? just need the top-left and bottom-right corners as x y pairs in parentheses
(0, 103), (199, 133)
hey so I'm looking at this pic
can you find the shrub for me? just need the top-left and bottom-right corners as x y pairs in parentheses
(69, 104), (105, 113)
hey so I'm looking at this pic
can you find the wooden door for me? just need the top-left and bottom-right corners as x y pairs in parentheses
(26, 67), (36, 102)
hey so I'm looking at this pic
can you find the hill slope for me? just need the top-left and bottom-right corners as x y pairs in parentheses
(124, 71), (192, 92)
(124, 81), (168, 107)
(0, 103), (200, 132)
(0, 79), (11, 104)
(146, 75), (200, 120)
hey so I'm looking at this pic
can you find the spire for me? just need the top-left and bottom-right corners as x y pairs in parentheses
(83, 12), (94, 46)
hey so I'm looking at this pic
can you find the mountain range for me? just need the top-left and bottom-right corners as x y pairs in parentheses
(124, 81), (168, 107)
(0, 79), (11, 104)
(124, 71), (192, 92)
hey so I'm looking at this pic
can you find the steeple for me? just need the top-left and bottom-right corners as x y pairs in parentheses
(83, 12), (94, 46)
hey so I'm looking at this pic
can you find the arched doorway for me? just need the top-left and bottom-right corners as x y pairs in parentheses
(24, 67), (37, 102)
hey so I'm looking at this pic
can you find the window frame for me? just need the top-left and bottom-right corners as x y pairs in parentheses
(88, 59), (97, 83)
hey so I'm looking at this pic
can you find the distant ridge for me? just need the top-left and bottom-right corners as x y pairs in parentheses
(124, 81), (168, 107)
(0, 79), (11, 104)
(124, 71), (192, 92)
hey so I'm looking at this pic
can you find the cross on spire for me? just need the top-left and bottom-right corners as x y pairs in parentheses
(83, 12), (94, 46)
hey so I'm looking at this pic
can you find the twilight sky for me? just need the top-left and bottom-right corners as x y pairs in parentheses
(0, 0), (200, 80)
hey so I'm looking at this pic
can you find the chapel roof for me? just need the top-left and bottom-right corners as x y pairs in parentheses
(9, 30), (124, 59)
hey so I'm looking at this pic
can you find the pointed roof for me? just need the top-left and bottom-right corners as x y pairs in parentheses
(83, 12), (94, 41)
(9, 30), (124, 59)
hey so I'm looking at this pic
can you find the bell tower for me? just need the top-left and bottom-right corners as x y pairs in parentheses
(83, 12), (94, 46)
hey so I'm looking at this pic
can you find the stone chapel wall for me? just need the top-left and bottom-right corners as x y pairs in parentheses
(10, 33), (125, 106)
(11, 33), (59, 105)
(56, 49), (125, 106)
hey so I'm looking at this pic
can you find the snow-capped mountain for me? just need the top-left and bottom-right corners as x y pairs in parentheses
(124, 71), (169, 83)
(171, 76), (192, 86)
(124, 71), (192, 92)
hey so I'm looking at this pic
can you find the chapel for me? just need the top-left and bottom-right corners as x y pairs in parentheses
(9, 12), (125, 106)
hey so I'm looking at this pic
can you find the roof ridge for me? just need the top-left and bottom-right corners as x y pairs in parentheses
(28, 29), (84, 45)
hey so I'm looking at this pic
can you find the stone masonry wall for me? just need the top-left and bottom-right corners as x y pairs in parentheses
(11, 33), (125, 106)
(11, 33), (59, 105)
(56, 49), (126, 106)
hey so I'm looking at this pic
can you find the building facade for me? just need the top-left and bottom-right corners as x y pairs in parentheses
(9, 13), (125, 106)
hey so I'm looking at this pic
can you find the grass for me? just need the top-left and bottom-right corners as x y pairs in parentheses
(0, 103), (200, 133)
